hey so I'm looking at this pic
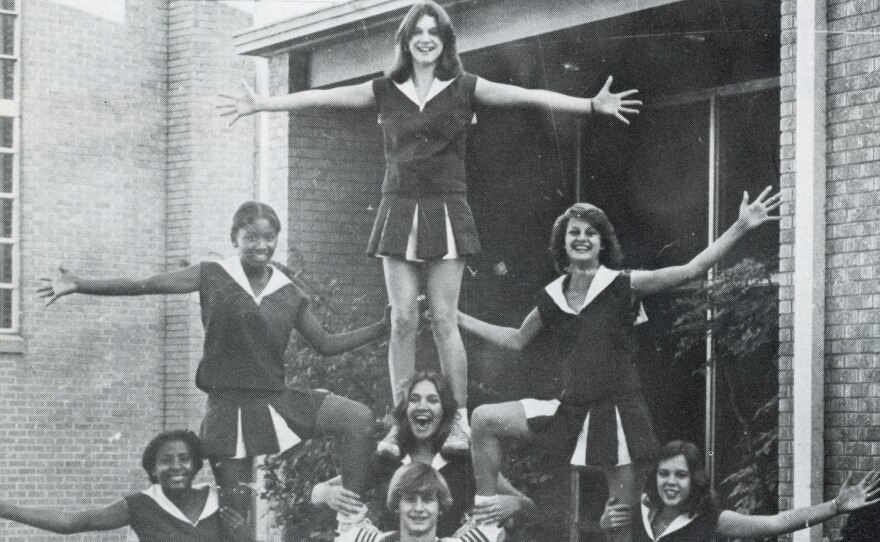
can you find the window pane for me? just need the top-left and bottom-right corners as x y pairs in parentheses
(0, 199), (10, 237)
(0, 117), (11, 148)
(0, 14), (12, 56)
(0, 288), (10, 328)
(718, 89), (781, 269)
(1, 58), (12, 99)
(0, 1), (14, 11)
(0, 242), (10, 282)
(0, 153), (10, 192)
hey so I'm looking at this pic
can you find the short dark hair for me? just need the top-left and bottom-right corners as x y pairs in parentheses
(393, 371), (459, 456)
(388, 1), (463, 83)
(141, 430), (204, 484)
(230, 201), (281, 243)
(645, 440), (715, 516)
(387, 462), (453, 514)
(548, 202), (624, 273)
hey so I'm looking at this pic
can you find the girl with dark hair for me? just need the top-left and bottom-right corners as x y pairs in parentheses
(0, 430), (251, 542)
(218, 0), (641, 458)
(457, 189), (780, 542)
(312, 371), (534, 537)
(37, 201), (390, 536)
(601, 440), (880, 542)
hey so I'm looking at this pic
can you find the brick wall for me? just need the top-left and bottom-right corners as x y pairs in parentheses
(779, 0), (880, 539)
(165, 0), (255, 433)
(5, 1), (169, 541)
(286, 53), (387, 318)
(0, 2), (257, 541)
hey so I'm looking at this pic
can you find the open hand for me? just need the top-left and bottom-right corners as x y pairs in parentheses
(220, 506), (251, 540)
(738, 186), (782, 229)
(591, 76), (642, 125)
(311, 482), (365, 516)
(600, 497), (632, 531)
(217, 80), (260, 126)
(835, 471), (880, 513)
(36, 267), (78, 306)
(472, 494), (521, 525)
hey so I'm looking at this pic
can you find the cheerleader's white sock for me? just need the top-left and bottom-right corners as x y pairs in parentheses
(458, 407), (471, 435)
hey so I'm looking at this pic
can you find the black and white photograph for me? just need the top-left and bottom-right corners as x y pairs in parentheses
(0, 1), (878, 541)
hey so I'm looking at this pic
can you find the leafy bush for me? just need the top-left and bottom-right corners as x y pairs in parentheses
(669, 258), (779, 521)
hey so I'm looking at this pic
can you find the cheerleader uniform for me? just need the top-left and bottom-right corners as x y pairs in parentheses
(633, 496), (721, 542)
(367, 73), (480, 261)
(521, 266), (658, 467)
(125, 484), (222, 542)
(197, 258), (330, 460)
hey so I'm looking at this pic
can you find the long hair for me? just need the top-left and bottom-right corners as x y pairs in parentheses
(230, 201), (281, 243)
(141, 430), (204, 484)
(386, 462), (453, 514)
(388, 2), (463, 83)
(644, 440), (716, 517)
(393, 370), (458, 457)
(548, 202), (624, 273)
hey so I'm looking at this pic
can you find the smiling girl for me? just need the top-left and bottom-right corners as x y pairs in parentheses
(37, 202), (389, 535)
(218, 1), (640, 459)
(602, 440), (880, 542)
(458, 189), (780, 542)
(0, 430), (250, 542)
(312, 371), (534, 537)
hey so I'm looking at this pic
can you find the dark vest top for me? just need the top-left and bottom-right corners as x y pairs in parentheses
(633, 506), (721, 542)
(537, 272), (643, 404)
(372, 74), (478, 196)
(196, 261), (308, 392)
(125, 491), (222, 542)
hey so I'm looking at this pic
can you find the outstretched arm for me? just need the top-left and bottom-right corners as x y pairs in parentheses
(716, 471), (880, 539)
(631, 187), (781, 297)
(296, 305), (390, 356)
(474, 75), (641, 124)
(0, 499), (130, 534)
(218, 80), (375, 125)
(37, 264), (201, 305)
(457, 307), (542, 351)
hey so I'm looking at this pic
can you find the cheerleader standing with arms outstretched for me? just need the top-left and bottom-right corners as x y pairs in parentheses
(219, 1), (641, 458)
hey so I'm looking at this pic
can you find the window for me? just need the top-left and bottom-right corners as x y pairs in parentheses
(0, 0), (18, 333)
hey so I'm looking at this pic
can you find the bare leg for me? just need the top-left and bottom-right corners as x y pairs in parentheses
(425, 258), (467, 406)
(471, 401), (535, 496)
(604, 461), (649, 542)
(315, 394), (375, 494)
(212, 457), (255, 541)
(382, 257), (421, 404)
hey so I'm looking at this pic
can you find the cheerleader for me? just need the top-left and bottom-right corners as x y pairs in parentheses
(458, 189), (780, 542)
(218, 1), (641, 458)
(38, 202), (389, 536)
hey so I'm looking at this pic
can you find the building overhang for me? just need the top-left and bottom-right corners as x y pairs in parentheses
(234, 0), (685, 59)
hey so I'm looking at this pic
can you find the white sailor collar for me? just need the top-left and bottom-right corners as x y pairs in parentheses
(141, 483), (218, 526)
(545, 266), (621, 315)
(394, 76), (456, 111)
(218, 257), (291, 305)
(401, 452), (448, 471)
(545, 266), (647, 323)
(640, 496), (697, 541)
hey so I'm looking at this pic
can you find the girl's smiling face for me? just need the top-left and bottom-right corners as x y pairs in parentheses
(233, 217), (278, 269)
(565, 216), (602, 267)
(406, 379), (444, 442)
(408, 15), (443, 67)
(656, 454), (692, 510)
(153, 440), (196, 494)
